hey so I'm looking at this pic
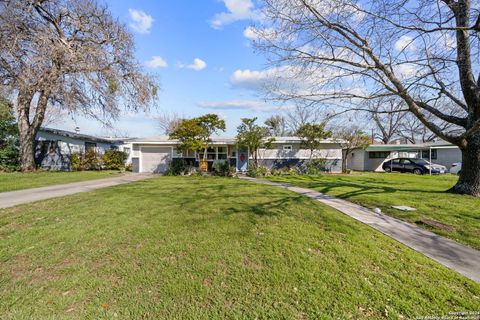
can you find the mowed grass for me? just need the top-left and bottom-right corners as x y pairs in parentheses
(0, 171), (122, 193)
(267, 173), (480, 249)
(0, 177), (478, 319)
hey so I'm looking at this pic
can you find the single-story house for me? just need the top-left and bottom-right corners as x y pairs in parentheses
(33, 128), (343, 173)
(127, 136), (343, 173)
(35, 127), (122, 170)
(347, 140), (461, 172)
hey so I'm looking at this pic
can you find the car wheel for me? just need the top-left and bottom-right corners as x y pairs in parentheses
(384, 167), (391, 173)
(413, 168), (422, 175)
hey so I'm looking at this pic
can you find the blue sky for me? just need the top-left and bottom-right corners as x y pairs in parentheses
(58, 0), (285, 138)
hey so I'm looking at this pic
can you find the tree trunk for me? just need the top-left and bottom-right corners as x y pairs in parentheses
(342, 150), (348, 173)
(18, 128), (36, 171)
(16, 90), (48, 172)
(448, 135), (480, 196)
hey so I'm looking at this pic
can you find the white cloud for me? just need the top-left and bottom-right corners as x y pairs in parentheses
(180, 58), (207, 71)
(211, 0), (261, 29)
(145, 56), (168, 68)
(198, 100), (291, 112)
(395, 35), (416, 52)
(128, 9), (154, 34)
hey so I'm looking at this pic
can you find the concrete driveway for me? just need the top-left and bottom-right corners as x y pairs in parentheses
(0, 173), (154, 209)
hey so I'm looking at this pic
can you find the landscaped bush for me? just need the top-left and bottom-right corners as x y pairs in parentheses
(102, 150), (127, 170)
(82, 149), (101, 170)
(164, 159), (188, 176)
(212, 160), (236, 177)
(71, 149), (125, 171)
(70, 153), (82, 171)
(247, 164), (270, 178)
(297, 159), (328, 175)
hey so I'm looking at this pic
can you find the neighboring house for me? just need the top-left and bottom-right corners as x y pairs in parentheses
(35, 128), (121, 170)
(348, 140), (461, 172)
(128, 136), (343, 173)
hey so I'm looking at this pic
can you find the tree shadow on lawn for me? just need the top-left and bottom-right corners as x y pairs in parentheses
(284, 177), (447, 199)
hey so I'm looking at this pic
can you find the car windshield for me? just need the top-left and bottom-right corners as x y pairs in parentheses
(412, 159), (430, 165)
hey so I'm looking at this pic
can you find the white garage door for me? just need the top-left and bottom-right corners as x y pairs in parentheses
(140, 147), (172, 173)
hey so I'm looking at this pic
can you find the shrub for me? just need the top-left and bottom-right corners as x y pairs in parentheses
(247, 164), (270, 178)
(296, 159), (328, 175)
(212, 161), (235, 177)
(83, 149), (100, 170)
(70, 153), (82, 171)
(102, 150), (127, 170)
(164, 159), (188, 176)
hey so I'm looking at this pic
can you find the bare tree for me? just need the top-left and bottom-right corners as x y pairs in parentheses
(156, 111), (182, 135)
(0, 0), (158, 171)
(398, 112), (459, 144)
(264, 114), (288, 136)
(284, 101), (326, 133)
(366, 98), (407, 144)
(254, 0), (480, 196)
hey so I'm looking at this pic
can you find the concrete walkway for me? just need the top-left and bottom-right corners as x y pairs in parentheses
(241, 177), (480, 283)
(0, 173), (153, 209)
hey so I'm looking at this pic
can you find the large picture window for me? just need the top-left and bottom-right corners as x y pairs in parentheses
(198, 146), (228, 161)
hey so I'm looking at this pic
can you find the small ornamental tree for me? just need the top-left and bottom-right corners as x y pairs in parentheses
(236, 117), (273, 167)
(337, 128), (371, 173)
(296, 123), (332, 160)
(170, 114), (226, 166)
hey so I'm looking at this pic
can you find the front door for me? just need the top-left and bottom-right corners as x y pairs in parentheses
(236, 148), (249, 172)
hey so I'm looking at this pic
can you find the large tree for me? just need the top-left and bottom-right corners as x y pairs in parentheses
(254, 0), (480, 196)
(0, 0), (157, 171)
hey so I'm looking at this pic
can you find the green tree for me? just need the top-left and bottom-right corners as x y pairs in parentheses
(170, 114), (226, 163)
(337, 128), (371, 173)
(0, 97), (19, 171)
(236, 118), (273, 167)
(296, 123), (332, 160)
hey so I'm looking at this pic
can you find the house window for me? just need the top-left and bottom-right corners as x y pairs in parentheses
(198, 146), (228, 161)
(85, 142), (97, 152)
(369, 151), (390, 159)
(422, 150), (437, 160)
(123, 147), (131, 155)
(283, 145), (292, 151)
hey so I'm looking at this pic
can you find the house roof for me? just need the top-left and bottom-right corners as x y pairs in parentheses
(127, 136), (341, 145)
(39, 127), (121, 144)
(365, 140), (457, 152)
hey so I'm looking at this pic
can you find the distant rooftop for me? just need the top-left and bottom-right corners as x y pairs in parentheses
(39, 127), (123, 144)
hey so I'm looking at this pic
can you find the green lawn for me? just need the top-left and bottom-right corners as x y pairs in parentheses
(0, 177), (478, 319)
(267, 172), (480, 249)
(0, 171), (122, 193)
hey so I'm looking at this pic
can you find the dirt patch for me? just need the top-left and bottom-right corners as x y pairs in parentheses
(415, 219), (455, 232)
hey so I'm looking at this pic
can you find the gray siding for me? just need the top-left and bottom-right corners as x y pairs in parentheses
(435, 148), (462, 169)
